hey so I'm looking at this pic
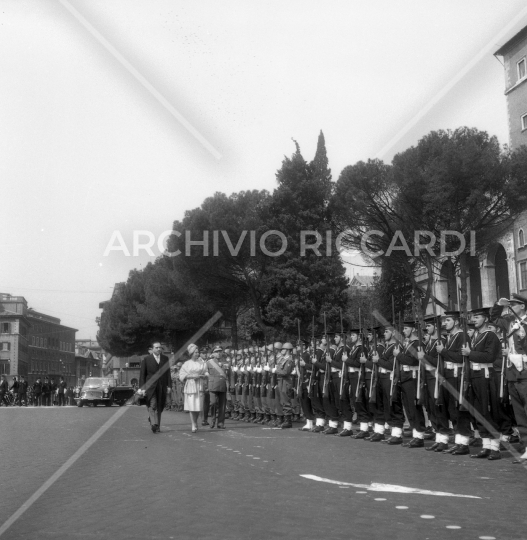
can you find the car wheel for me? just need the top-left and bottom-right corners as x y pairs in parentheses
(77, 400), (84, 408)
(118, 400), (125, 406)
(105, 398), (113, 407)
(93, 401), (98, 407)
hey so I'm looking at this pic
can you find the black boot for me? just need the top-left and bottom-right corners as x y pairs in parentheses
(280, 415), (293, 428)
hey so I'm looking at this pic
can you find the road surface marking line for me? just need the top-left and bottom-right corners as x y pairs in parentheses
(300, 475), (481, 498)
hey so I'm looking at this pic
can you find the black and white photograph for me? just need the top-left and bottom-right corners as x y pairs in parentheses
(1, 1), (526, 539)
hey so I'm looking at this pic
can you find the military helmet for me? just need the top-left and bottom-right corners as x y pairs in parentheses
(274, 342), (283, 350)
(281, 342), (293, 350)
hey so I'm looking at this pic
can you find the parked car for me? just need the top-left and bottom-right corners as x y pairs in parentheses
(76, 377), (134, 407)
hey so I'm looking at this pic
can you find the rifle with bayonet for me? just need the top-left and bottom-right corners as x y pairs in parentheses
(261, 340), (268, 399)
(389, 297), (400, 405)
(433, 300), (444, 408)
(369, 310), (379, 404)
(254, 345), (261, 399)
(323, 312), (330, 398)
(308, 316), (316, 398)
(339, 309), (348, 399)
(296, 319), (303, 398)
(269, 342), (276, 400)
(412, 290), (425, 406)
(355, 308), (364, 400)
(457, 288), (470, 411)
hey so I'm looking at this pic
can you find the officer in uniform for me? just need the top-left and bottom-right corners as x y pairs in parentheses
(461, 307), (502, 460)
(207, 346), (228, 429)
(394, 320), (426, 448)
(260, 344), (273, 425)
(253, 347), (266, 424)
(418, 315), (450, 452)
(276, 342), (295, 428)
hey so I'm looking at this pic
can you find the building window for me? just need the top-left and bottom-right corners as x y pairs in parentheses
(519, 57), (527, 81)
(520, 229), (525, 247)
(1, 342), (10, 352)
(522, 113), (527, 131)
(521, 262), (527, 290)
(1, 323), (10, 334)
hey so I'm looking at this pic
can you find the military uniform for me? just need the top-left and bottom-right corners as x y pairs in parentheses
(276, 343), (295, 428)
(314, 340), (339, 433)
(420, 319), (450, 452)
(361, 333), (384, 440)
(490, 297), (527, 462)
(395, 325), (426, 448)
(465, 307), (502, 459)
(344, 335), (368, 435)
(0, 376), (8, 406)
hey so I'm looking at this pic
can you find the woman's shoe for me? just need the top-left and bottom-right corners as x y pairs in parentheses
(191, 427), (198, 433)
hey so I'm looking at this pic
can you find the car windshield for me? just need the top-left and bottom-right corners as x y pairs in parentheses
(83, 378), (103, 388)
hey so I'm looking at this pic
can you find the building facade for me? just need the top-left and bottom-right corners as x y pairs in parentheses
(0, 294), (77, 384)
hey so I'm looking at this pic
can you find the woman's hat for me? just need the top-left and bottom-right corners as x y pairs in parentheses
(187, 344), (198, 355)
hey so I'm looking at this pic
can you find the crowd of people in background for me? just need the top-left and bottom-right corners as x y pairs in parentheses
(0, 374), (75, 407)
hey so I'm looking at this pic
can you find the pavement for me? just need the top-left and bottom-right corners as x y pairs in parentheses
(0, 406), (525, 540)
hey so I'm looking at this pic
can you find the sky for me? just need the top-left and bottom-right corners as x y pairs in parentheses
(1, 0), (527, 339)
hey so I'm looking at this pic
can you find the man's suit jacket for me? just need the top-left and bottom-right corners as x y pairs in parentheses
(207, 359), (228, 393)
(0, 380), (8, 394)
(139, 354), (171, 403)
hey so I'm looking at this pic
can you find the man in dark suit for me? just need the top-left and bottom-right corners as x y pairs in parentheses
(139, 342), (171, 433)
(207, 346), (229, 429)
(42, 377), (51, 406)
(33, 378), (42, 407)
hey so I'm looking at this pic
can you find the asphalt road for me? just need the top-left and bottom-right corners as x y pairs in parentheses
(0, 406), (525, 540)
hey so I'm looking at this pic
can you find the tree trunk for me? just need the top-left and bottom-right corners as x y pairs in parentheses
(231, 306), (238, 350)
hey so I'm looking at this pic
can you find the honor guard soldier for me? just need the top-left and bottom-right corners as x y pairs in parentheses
(361, 327), (384, 439)
(207, 346), (228, 429)
(393, 320), (426, 448)
(232, 351), (244, 420)
(418, 315), (450, 452)
(331, 331), (353, 437)
(461, 307), (502, 460)
(252, 347), (265, 424)
(371, 326), (404, 443)
(345, 329), (369, 437)
(269, 343), (283, 426)
(316, 335), (340, 434)
(32, 377), (43, 407)
(436, 311), (470, 455)
(491, 294), (527, 463)
(297, 340), (317, 431)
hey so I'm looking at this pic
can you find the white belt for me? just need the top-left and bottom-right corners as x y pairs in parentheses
(348, 367), (360, 373)
(402, 366), (419, 372)
(444, 362), (461, 377)
(470, 362), (493, 378)
(331, 367), (340, 373)
(425, 365), (435, 372)
(379, 367), (389, 374)
(365, 368), (372, 373)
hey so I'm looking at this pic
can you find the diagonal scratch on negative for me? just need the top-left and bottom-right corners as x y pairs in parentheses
(375, 6), (527, 160)
(58, 0), (222, 161)
(0, 311), (223, 538)
(372, 309), (527, 471)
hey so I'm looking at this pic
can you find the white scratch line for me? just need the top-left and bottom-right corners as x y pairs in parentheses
(59, 0), (221, 160)
(300, 475), (480, 499)
(375, 5), (527, 159)
(0, 407), (129, 538)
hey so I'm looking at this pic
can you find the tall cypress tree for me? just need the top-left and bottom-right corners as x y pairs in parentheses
(259, 131), (349, 335)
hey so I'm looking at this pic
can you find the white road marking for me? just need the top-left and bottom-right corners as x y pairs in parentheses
(300, 475), (481, 499)
(421, 515), (435, 519)
(395, 506), (408, 510)
(446, 526), (461, 529)
(374, 498), (386, 501)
